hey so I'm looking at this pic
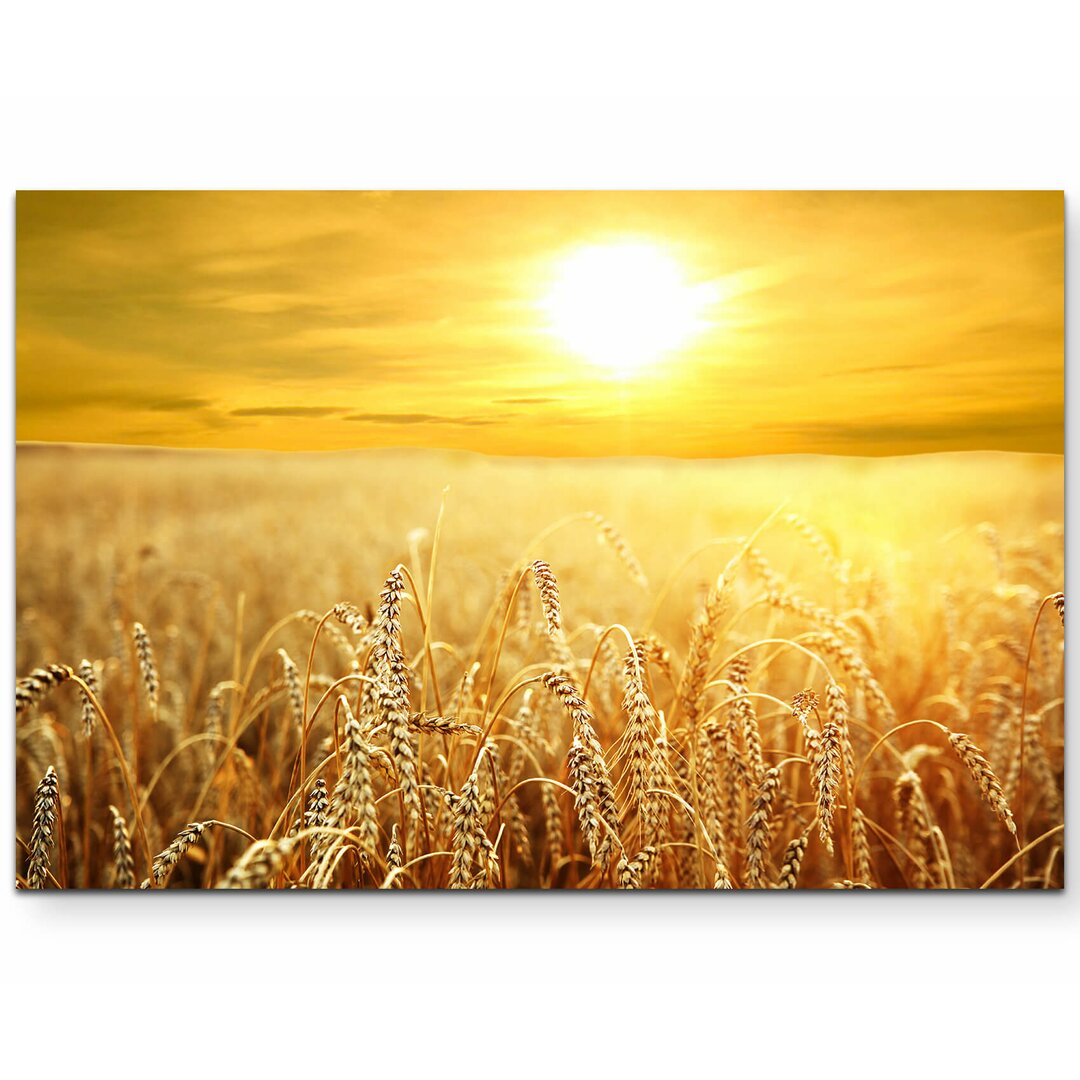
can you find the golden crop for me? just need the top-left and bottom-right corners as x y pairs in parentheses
(15, 445), (1064, 889)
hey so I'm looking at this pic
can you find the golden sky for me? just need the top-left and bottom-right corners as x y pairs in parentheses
(16, 190), (1063, 457)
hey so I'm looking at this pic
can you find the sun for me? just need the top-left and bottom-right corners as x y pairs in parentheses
(543, 241), (715, 378)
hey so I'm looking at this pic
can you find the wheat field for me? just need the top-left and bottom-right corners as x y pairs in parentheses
(14, 443), (1064, 889)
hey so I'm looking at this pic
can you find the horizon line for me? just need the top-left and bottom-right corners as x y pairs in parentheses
(14, 439), (1066, 465)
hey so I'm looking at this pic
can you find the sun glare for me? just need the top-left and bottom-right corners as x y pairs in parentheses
(543, 242), (715, 378)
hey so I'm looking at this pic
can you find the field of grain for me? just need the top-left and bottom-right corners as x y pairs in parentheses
(14, 444), (1064, 889)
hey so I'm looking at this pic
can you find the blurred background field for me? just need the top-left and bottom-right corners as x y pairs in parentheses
(15, 443), (1063, 662)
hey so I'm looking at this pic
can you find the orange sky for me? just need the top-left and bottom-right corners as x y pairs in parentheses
(16, 190), (1063, 457)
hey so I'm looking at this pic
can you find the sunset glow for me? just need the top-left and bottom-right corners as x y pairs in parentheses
(15, 191), (1063, 457)
(543, 242), (715, 378)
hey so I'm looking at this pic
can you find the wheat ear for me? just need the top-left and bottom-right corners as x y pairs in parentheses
(27, 765), (60, 888)
(16, 664), (73, 718)
(109, 805), (136, 888)
(140, 821), (212, 888)
(530, 559), (563, 637)
(132, 622), (159, 717)
(947, 731), (1016, 835)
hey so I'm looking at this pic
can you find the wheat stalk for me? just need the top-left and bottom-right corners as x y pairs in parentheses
(109, 804), (136, 888)
(616, 846), (658, 889)
(851, 807), (873, 884)
(724, 657), (764, 785)
(621, 643), (662, 845)
(814, 722), (842, 854)
(540, 781), (565, 881)
(332, 601), (369, 637)
(367, 569), (421, 830)
(530, 560), (563, 637)
(302, 777), (329, 860)
(27, 765), (59, 889)
(447, 751), (494, 889)
(947, 731), (1016, 835)
(543, 671), (621, 871)
(219, 839), (294, 888)
(132, 622), (159, 716)
(140, 821), (212, 888)
(16, 664), (73, 718)
(745, 767), (779, 888)
(406, 713), (482, 737)
(775, 830), (809, 889)
(893, 772), (938, 888)
(583, 512), (648, 588)
(277, 648), (304, 729)
(77, 660), (98, 738)
(385, 824), (404, 887)
(314, 698), (379, 878)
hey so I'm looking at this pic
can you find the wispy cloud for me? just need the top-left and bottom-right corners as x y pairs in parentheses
(494, 396), (562, 405)
(19, 387), (216, 414)
(758, 403), (1062, 447)
(148, 397), (214, 411)
(230, 405), (347, 418)
(345, 411), (516, 427)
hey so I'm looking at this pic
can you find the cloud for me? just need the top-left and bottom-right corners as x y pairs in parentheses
(822, 360), (934, 379)
(344, 411), (515, 427)
(230, 406), (347, 417)
(147, 397), (214, 411)
(963, 317), (1062, 344)
(758, 404), (1062, 447)
(18, 388), (216, 414)
(494, 396), (563, 405)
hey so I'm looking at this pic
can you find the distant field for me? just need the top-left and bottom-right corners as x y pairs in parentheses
(15, 444), (1064, 889)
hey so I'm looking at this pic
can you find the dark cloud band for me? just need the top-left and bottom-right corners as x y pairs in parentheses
(230, 406), (347, 417)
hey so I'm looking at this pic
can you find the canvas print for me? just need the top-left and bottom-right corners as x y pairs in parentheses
(14, 191), (1063, 890)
